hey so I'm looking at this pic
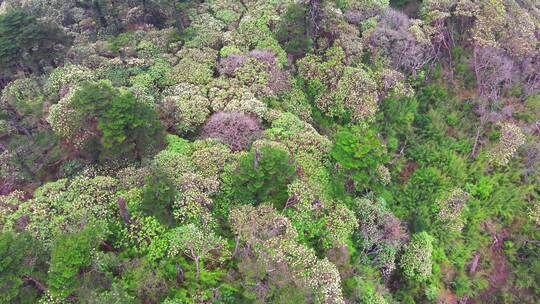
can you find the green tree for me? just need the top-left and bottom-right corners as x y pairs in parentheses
(377, 96), (418, 151)
(48, 80), (163, 160)
(331, 125), (388, 191)
(0, 232), (46, 303)
(229, 145), (296, 208)
(47, 226), (103, 298)
(276, 3), (312, 56)
(0, 10), (70, 74)
(141, 168), (177, 226)
(168, 224), (228, 280)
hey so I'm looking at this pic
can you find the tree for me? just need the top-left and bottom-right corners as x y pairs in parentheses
(218, 49), (291, 98)
(367, 8), (434, 74)
(48, 80), (163, 160)
(200, 112), (261, 151)
(322, 204), (358, 249)
(276, 3), (312, 57)
(48, 226), (102, 298)
(5, 176), (118, 243)
(376, 96), (418, 150)
(353, 198), (408, 278)
(0, 232), (46, 303)
(0, 72), (62, 191)
(400, 231), (434, 282)
(159, 83), (210, 135)
(472, 46), (514, 101)
(331, 125), (388, 191)
(435, 188), (469, 233)
(297, 46), (387, 121)
(0, 9), (70, 74)
(489, 122), (526, 166)
(167, 224), (228, 280)
(229, 204), (345, 303)
(141, 168), (177, 226)
(266, 112), (332, 160)
(229, 145), (296, 208)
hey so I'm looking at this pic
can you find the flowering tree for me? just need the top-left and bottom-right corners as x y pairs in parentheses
(435, 188), (469, 233)
(167, 224), (228, 280)
(229, 204), (345, 303)
(353, 198), (408, 278)
(489, 122), (526, 166)
(400, 231), (434, 282)
(48, 80), (163, 160)
(367, 8), (434, 74)
(159, 83), (210, 134)
(218, 49), (291, 98)
(200, 112), (261, 151)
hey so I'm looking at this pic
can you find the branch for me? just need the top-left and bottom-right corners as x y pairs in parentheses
(23, 275), (47, 292)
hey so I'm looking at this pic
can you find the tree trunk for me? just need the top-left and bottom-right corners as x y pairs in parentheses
(307, 0), (322, 48)
(93, 0), (108, 28)
(23, 275), (47, 292)
(194, 257), (200, 280)
(175, 263), (184, 284)
(117, 197), (132, 229)
(232, 236), (240, 258)
(172, 1), (188, 32)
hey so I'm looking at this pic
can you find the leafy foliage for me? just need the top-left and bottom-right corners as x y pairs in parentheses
(331, 125), (389, 191)
(48, 226), (103, 298)
(48, 80), (163, 160)
(228, 145), (296, 208)
(0, 9), (70, 74)
(0, 1), (538, 303)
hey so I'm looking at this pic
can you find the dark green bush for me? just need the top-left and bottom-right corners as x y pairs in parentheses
(229, 145), (296, 208)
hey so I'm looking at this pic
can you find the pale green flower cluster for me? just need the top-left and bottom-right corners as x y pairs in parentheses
(160, 83), (211, 134)
(230, 204), (345, 303)
(400, 231), (434, 282)
(489, 122), (526, 166)
(436, 188), (469, 232)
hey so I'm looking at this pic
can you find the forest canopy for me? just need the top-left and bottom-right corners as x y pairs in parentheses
(0, 0), (539, 303)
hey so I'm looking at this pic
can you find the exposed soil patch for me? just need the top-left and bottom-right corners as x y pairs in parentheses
(471, 231), (512, 304)
(399, 160), (418, 182)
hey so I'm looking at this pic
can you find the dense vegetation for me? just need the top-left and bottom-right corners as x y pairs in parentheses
(0, 0), (538, 303)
